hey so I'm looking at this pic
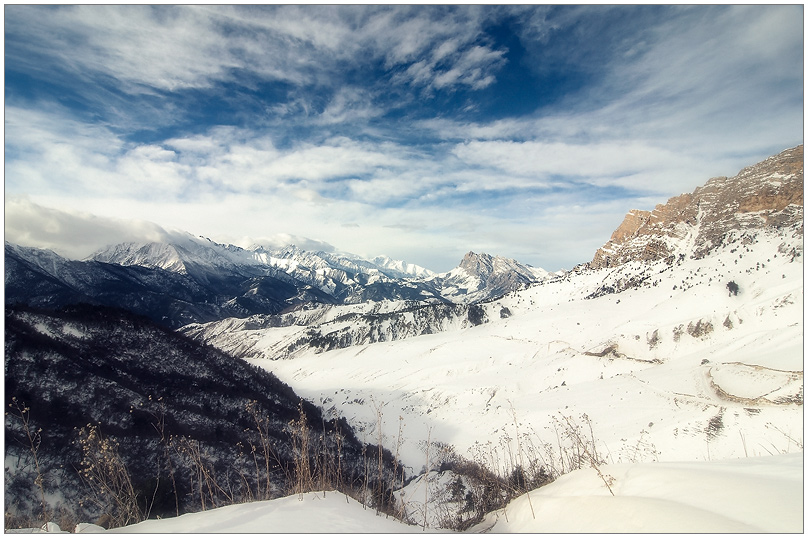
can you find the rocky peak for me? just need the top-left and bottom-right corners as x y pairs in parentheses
(459, 251), (495, 277)
(591, 145), (804, 269)
(434, 251), (551, 303)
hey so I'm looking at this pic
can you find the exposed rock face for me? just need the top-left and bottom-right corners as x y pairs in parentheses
(591, 145), (804, 269)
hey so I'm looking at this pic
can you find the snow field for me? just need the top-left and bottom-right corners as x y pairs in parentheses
(254, 229), (802, 472)
(470, 452), (803, 533)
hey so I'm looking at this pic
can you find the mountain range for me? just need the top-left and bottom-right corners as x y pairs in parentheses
(6, 235), (555, 329)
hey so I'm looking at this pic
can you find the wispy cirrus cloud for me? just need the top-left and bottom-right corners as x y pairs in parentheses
(5, 6), (507, 112)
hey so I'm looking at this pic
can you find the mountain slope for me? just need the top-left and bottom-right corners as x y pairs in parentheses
(235, 223), (802, 472)
(182, 147), (803, 475)
(181, 300), (490, 361)
(4, 304), (396, 524)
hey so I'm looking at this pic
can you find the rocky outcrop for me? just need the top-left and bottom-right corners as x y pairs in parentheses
(592, 145), (804, 269)
(429, 251), (551, 303)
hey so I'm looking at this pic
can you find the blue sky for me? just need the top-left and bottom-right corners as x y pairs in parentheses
(4, 5), (803, 272)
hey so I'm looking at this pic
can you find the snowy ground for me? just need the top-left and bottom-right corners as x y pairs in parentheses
(13, 452), (801, 533)
(470, 452), (803, 533)
(247, 229), (803, 473)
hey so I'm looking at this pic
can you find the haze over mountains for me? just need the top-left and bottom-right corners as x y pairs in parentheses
(4, 145), (803, 532)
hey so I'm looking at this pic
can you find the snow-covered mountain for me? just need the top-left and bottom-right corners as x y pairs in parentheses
(179, 252), (554, 360)
(370, 255), (435, 279)
(426, 251), (554, 303)
(6, 228), (554, 330)
(5, 241), (336, 328)
(89, 237), (267, 281)
(182, 146), (803, 480)
(90, 239), (552, 306)
(242, 244), (443, 303)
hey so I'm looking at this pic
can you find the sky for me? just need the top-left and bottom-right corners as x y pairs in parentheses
(4, 5), (804, 272)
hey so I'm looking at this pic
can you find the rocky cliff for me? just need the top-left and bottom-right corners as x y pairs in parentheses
(591, 145), (803, 269)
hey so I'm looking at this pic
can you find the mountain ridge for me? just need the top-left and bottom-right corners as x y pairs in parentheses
(6, 236), (554, 329)
(591, 145), (803, 269)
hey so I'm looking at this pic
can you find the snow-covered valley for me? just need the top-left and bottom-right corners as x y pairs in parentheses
(195, 226), (803, 478)
(5, 146), (803, 533)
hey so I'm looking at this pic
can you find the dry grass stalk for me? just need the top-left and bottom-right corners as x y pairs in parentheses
(76, 424), (143, 528)
(6, 397), (49, 526)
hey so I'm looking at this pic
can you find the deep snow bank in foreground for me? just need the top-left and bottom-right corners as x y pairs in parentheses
(13, 453), (799, 533)
(471, 452), (803, 533)
(108, 491), (425, 534)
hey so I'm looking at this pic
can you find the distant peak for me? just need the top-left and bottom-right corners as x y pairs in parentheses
(459, 251), (494, 276)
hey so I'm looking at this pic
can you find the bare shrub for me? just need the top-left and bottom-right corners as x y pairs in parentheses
(244, 400), (276, 500)
(76, 424), (143, 528)
(289, 401), (314, 496)
(556, 414), (615, 495)
(6, 397), (49, 526)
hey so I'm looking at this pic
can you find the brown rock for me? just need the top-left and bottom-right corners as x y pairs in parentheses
(591, 145), (804, 269)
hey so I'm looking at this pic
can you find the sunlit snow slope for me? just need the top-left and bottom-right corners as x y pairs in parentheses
(30, 453), (796, 533)
(205, 225), (802, 473)
(470, 452), (802, 533)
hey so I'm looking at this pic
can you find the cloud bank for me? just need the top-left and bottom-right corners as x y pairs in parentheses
(5, 5), (803, 271)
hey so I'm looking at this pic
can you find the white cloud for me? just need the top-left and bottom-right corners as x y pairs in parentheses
(225, 232), (337, 254)
(6, 5), (509, 99)
(5, 106), (193, 200)
(4, 197), (178, 259)
(317, 87), (384, 125)
(451, 140), (705, 193)
(4, 6), (801, 272)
